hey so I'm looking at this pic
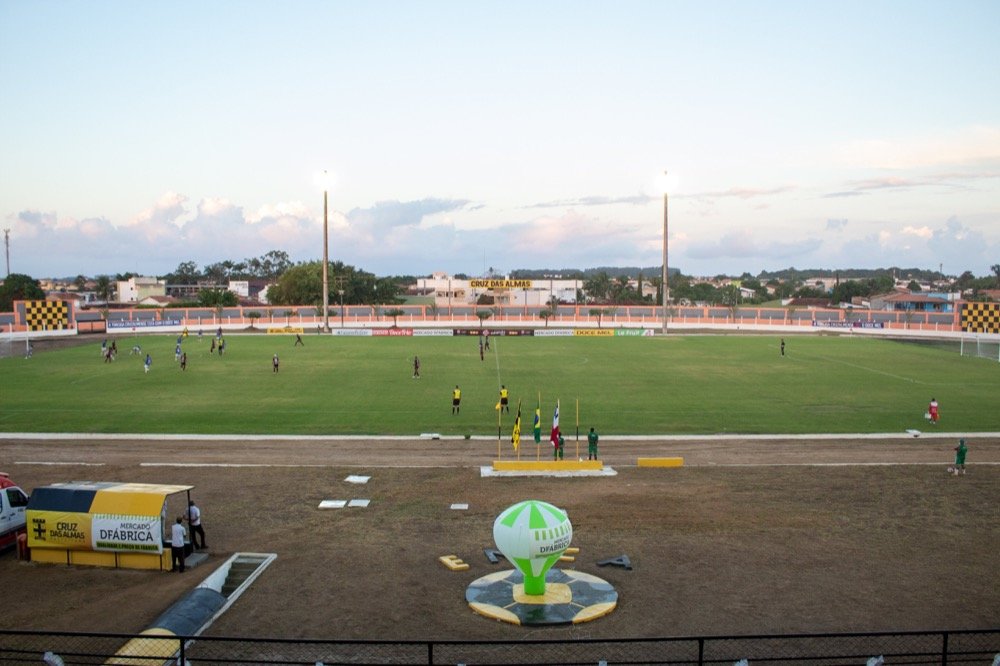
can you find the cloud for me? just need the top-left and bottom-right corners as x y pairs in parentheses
(826, 218), (848, 231)
(523, 194), (654, 209)
(686, 229), (822, 260)
(694, 186), (797, 200)
(901, 225), (933, 239)
(837, 126), (1000, 170)
(131, 191), (188, 227)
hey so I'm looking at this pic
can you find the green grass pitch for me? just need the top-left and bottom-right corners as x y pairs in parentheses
(1, 333), (997, 435)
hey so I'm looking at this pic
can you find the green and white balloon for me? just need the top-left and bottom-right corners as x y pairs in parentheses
(493, 500), (572, 595)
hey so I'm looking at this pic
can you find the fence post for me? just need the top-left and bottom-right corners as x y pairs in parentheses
(941, 630), (948, 665)
(698, 637), (704, 666)
(427, 640), (433, 665)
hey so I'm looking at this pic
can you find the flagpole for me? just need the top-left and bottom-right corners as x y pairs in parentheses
(536, 391), (541, 461)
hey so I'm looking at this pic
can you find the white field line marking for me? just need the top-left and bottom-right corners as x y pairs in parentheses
(792, 349), (923, 384)
(15, 461), (105, 466)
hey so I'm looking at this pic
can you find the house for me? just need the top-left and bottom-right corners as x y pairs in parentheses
(869, 291), (953, 313)
(117, 276), (166, 303)
(138, 295), (179, 308)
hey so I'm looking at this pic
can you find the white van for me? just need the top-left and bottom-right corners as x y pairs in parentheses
(0, 473), (29, 551)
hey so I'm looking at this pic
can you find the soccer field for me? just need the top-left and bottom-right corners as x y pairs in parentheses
(1, 333), (997, 435)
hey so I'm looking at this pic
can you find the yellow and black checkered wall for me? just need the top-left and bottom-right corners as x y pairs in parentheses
(961, 302), (1000, 334)
(19, 300), (71, 331)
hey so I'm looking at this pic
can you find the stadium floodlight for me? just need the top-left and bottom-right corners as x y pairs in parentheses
(656, 171), (679, 334)
(316, 170), (336, 333)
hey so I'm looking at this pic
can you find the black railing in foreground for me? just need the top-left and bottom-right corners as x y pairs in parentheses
(1, 628), (998, 665)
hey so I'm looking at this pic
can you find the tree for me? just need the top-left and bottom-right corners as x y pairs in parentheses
(165, 261), (202, 284)
(476, 310), (492, 327)
(539, 309), (554, 327)
(94, 275), (114, 302)
(198, 288), (237, 307)
(589, 308), (605, 328)
(992, 264), (1000, 288)
(246, 311), (262, 328)
(583, 271), (611, 302)
(73, 275), (88, 291)
(907, 280), (922, 292)
(0, 273), (45, 311)
(267, 262), (323, 306)
(383, 308), (405, 327)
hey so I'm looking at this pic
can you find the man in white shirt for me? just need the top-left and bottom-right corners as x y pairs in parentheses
(186, 500), (207, 550)
(170, 517), (187, 573)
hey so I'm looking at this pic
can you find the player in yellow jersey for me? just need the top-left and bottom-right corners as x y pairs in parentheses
(452, 385), (462, 414)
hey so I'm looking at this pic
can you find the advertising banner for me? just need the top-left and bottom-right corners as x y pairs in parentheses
(573, 329), (614, 337)
(413, 329), (453, 336)
(452, 329), (535, 336)
(92, 514), (162, 553)
(107, 319), (183, 329)
(811, 321), (885, 329)
(372, 328), (413, 336)
(267, 327), (304, 334)
(27, 510), (91, 550)
(534, 329), (573, 337)
(614, 329), (654, 336)
(331, 329), (373, 336)
(469, 279), (532, 289)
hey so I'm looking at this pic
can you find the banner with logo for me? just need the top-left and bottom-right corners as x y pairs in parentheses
(92, 514), (162, 553)
(27, 511), (91, 550)
(372, 328), (413, 336)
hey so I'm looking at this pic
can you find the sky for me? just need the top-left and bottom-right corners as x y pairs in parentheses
(2, 0), (999, 280)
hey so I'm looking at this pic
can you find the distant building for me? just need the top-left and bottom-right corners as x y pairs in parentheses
(870, 291), (953, 313)
(117, 276), (166, 303)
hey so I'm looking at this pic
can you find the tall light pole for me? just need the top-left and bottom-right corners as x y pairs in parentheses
(657, 171), (679, 334)
(321, 171), (330, 333)
(661, 171), (670, 334)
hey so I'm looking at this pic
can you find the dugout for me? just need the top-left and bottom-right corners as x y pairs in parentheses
(26, 481), (194, 570)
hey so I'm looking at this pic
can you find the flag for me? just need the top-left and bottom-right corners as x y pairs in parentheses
(511, 400), (522, 452)
(550, 400), (561, 445)
(533, 406), (541, 443)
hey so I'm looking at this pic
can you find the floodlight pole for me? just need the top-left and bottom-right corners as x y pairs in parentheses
(661, 173), (669, 335)
(322, 174), (330, 333)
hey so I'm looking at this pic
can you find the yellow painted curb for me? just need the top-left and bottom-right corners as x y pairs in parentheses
(492, 460), (603, 471)
(637, 457), (684, 468)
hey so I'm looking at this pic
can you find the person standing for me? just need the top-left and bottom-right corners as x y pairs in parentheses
(587, 427), (600, 460)
(413, 356), (420, 378)
(180, 352), (187, 371)
(484, 331), (491, 351)
(186, 500), (207, 549)
(556, 433), (565, 460)
(928, 398), (939, 424)
(144, 353), (152, 374)
(780, 338), (785, 356)
(952, 438), (968, 476)
(452, 385), (462, 414)
(218, 338), (225, 356)
(272, 353), (280, 373)
(499, 385), (509, 413)
(170, 517), (187, 572)
(294, 334), (304, 346)
(209, 338), (216, 354)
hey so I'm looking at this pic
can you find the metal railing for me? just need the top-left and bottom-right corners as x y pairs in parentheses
(2, 628), (997, 665)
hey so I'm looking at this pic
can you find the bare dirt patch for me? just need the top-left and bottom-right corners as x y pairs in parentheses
(1, 436), (998, 639)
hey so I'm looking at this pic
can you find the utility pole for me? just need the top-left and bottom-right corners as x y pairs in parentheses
(4, 228), (9, 276)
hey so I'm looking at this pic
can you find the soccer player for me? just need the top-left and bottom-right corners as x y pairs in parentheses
(780, 338), (785, 356)
(499, 385), (509, 413)
(452, 385), (461, 414)
(928, 398), (939, 424)
(272, 354), (280, 373)
(144, 353), (152, 374)
(294, 334), (304, 346)
(180, 352), (187, 371)
(413, 356), (420, 378)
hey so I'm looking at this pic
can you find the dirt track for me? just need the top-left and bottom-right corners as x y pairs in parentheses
(2, 435), (998, 640)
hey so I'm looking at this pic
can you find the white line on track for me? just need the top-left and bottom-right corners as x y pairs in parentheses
(14, 461), (105, 466)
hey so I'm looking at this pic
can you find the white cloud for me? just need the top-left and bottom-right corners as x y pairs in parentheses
(901, 225), (933, 239)
(131, 191), (188, 227)
(837, 126), (1000, 170)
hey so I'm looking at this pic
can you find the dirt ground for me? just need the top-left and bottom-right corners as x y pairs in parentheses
(1, 435), (998, 641)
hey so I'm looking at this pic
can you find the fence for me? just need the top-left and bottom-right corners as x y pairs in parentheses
(2, 628), (998, 665)
(0, 302), (972, 335)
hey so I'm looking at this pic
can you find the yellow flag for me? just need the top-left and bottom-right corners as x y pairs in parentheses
(511, 400), (522, 451)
